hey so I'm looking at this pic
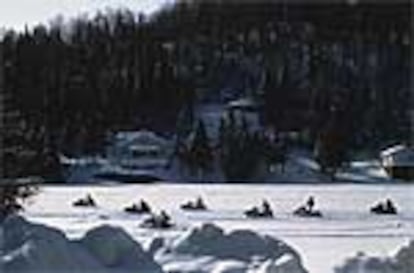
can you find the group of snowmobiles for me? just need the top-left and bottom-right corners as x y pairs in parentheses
(244, 196), (323, 218)
(71, 195), (209, 229)
(72, 194), (399, 229)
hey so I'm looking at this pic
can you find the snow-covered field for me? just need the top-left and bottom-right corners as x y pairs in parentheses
(22, 183), (414, 273)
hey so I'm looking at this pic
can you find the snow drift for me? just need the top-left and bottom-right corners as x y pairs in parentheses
(153, 223), (308, 273)
(1, 216), (308, 273)
(335, 241), (414, 273)
(0, 215), (162, 273)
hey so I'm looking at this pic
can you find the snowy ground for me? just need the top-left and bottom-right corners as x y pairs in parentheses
(22, 183), (414, 273)
(63, 144), (394, 184)
(266, 150), (392, 183)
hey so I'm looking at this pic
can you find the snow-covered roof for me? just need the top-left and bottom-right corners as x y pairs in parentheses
(380, 145), (414, 167)
(114, 130), (169, 146)
(380, 144), (407, 158)
(59, 154), (106, 166)
(129, 145), (161, 152)
(227, 97), (259, 110)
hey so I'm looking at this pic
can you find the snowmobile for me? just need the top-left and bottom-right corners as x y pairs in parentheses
(293, 196), (323, 218)
(244, 200), (273, 218)
(370, 199), (398, 215)
(72, 194), (96, 207)
(140, 211), (173, 229)
(124, 200), (152, 214)
(180, 197), (208, 211)
(293, 206), (323, 218)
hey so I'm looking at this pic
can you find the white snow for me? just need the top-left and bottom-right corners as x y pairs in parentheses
(0, 216), (307, 273)
(334, 240), (414, 273)
(153, 223), (307, 273)
(79, 225), (162, 272)
(211, 260), (246, 273)
(265, 151), (391, 183)
(0, 215), (162, 273)
(256, 254), (306, 273)
(19, 183), (414, 273)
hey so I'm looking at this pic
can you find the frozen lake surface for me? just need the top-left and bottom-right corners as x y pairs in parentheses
(23, 183), (414, 273)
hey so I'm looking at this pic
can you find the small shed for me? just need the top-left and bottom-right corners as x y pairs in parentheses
(380, 145), (414, 181)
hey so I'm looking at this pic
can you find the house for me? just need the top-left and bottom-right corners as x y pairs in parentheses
(380, 144), (414, 181)
(61, 130), (174, 183)
(227, 97), (263, 133)
(106, 130), (172, 169)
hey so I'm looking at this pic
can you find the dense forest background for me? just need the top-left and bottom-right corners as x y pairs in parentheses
(1, 0), (412, 179)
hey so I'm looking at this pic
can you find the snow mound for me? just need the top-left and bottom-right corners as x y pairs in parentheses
(155, 223), (308, 273)
(168, 223), (295, 260)
(79, 225), (163, 272)
(256, 254), (307, 273)
(1, 215), (162, 273)
(1, 215), (103, 273)
(335, 241), (414, 273)
(211, 260), (246, 273)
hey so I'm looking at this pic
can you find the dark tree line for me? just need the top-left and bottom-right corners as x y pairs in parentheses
(175, 112), (287, 181)
(218, 111), (287, 181)
(1, 0), (411, 179)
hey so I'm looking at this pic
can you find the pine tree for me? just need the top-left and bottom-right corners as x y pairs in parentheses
(314, 107), (349, 180)
(0, 181), (39, 221)
(218, 114), (263, 181)
(1, 41), (39, 220)
(189, 119), (213, 175)
(1, 3), (410, 180)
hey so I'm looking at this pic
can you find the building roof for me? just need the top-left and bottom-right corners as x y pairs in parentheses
(227, 97), (259, 110)
(380, 144), (407, 158)
(114, 130), (170, 146)
(381, 145), (414, 167)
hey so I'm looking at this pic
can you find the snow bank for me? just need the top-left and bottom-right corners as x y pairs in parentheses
(154, 223), (308, 273)
(169, 223), (294, 260)
(79, 225), (163, 272)
(211, 260), (246, 273)
(0, 215), (162, 273)
(335, 241), (414, 273)
(256, 253), (308, 273)
(1, 216), (307, 273)
(264, 149), (392, 183)
(1, 215), (103, 273)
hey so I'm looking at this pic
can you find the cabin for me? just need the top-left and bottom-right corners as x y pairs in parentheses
(61, 130), (174, 183)
(105, 130), (172, 169)
(380, 145), (414, 181)
(226, 97), (262, 132)
(95, 130), (174, 182)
